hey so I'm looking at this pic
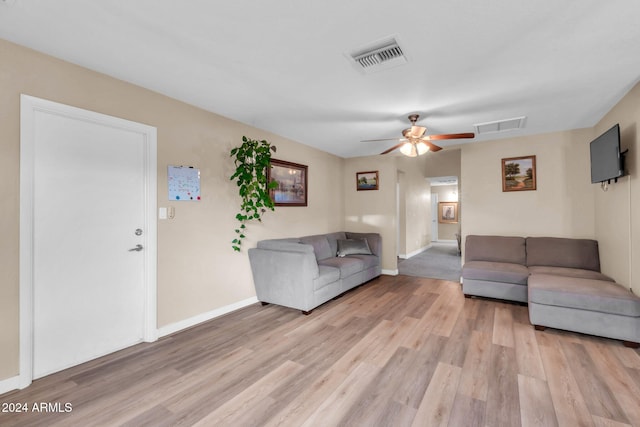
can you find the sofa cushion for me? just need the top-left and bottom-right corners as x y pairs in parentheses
(465, 235), (526, 265)
(337, 238), (372, 257)
(318, 257), (364, 278)
(462, 260), (529, 285)
(324, 232), (347, 258)
(313, 266), (341, 291)
(526, 237), (601, 271)
(344, 254), (379, 270)
(299, 235), (333, 261)
(528, 266), (614, 282)
(346, 232), (382, 257)
(528, 274), (640, 317)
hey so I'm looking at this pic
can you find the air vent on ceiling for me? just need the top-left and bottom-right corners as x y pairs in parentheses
(474, 116), (526, 135)
(348, 38), (408, 74)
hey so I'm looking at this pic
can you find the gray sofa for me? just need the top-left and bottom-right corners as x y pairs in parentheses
(248, 232), (381, 314)
(462, 235), (530, 303)
(462, 235), (640, 347)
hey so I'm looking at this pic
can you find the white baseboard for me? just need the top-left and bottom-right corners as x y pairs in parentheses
(398, 244), (432, 260)
(0, 374), (22, 395)
(382, 269), (399, 276)
(157, 296), (258, 338)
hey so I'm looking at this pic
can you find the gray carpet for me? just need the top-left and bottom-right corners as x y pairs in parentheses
(398, 244), (462, 282)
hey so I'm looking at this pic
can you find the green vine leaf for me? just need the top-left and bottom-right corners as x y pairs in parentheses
(229, 136), (276, 251)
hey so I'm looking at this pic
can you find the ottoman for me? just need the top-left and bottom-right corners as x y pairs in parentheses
(528, 274), (640, 347)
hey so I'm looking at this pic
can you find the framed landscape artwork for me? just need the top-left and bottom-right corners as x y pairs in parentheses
(356, 171), (379, 191)
(268, 159), (308, 206)
(502, 155), (537, 192)
(438, 201), (458, 224)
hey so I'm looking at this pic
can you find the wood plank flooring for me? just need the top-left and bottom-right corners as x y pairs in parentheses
(1, 275), (639, 426)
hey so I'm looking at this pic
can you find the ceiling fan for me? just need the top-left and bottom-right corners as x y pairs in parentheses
(362, 114), (475, 156)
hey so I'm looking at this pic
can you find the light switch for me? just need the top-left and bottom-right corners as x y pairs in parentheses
(159, 207), (168, 219)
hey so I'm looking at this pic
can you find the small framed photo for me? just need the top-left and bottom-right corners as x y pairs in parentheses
(356, 171), (379, 191)
(502, 155), (537, 192)
(268, 159), (308, 206)
(438, 202), (459, 224)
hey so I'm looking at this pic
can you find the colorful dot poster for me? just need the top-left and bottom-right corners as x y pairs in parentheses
(168, 165), (201, 201)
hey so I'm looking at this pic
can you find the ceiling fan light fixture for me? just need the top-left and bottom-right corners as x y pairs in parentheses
(416, 142), (429, 155)
(400, 142), (417, 157)
(367, 113), (470, 156)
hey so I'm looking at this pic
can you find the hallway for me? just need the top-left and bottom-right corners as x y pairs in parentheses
(398, 242), (462, 282)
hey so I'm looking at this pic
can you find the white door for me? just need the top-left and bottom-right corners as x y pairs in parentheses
(20, 95), (157, 381)
(431, 193), (439, 242)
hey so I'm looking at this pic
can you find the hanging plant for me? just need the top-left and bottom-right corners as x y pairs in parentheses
(230, 136), (277, 251)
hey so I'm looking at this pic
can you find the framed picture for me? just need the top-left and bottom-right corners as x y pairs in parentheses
(268, 159), (308, 206)
(502, 155), (537, 192)
(438, 202), (458, 224)
(356, 171), (379, 191)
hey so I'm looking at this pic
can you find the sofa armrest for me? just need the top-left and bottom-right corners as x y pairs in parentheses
(248, 245), (320, 311)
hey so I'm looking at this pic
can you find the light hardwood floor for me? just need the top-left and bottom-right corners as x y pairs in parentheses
(1, 275), (639, 426)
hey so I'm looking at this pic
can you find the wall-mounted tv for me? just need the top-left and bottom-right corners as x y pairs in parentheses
(590, 124), (625, 184)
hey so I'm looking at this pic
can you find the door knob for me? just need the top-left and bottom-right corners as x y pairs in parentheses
(128, 244), (144, 252)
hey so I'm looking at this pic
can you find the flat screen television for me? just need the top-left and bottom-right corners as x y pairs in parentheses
(590, 124), (624, 184)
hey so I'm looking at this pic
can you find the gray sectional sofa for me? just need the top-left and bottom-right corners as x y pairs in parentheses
(248, 232), (381, 314)
(462, 235), (530, 303)
(462, 235), (640, 347)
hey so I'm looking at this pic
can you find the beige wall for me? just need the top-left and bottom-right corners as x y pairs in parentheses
(397, 157), (432, 256)
(397, 171), (407, 256)
(461, 128), (596, 243)
(424, 149), (461, 178)
(593, 82), (640, 293)
(344, 156), (398, 271)
(343, 155), (433, 268)
(0, 39), (345, 381)
(432, 184), (460, 241)
(460, 80), (640, 293)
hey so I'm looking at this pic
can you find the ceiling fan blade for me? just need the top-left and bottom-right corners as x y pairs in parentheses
(423, 140), (442, 152)
(380, 142), (405, 155)
(425, 132), (475, 141)
(361, 137), (402, 143)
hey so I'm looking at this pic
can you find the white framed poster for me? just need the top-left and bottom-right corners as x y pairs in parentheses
(168, 166), (200, 201)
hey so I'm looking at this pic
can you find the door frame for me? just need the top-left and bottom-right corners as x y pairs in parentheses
(19, 94), (158, 389)
(431, 192), (439, 242)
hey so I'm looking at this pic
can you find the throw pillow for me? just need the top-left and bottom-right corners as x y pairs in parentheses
(337, 238), (372, 257)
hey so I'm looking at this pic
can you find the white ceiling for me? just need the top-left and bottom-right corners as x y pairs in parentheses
(2, 0), (640, 158)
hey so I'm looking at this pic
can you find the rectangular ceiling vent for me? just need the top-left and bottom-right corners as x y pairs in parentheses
(474, 116), (527, 135)
(348, 38), (407, 74)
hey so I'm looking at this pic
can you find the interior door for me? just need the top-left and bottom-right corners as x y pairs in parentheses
(22, 96), (157, 379)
